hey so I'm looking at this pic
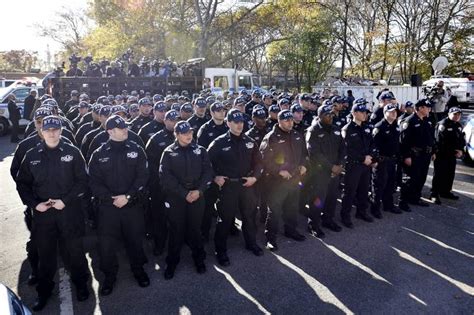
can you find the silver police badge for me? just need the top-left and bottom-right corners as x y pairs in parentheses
(127, 151), (138, 159)
(246, 142), (254, 149)
(193, 148), (201, 155)
(61, 155), (73, 162)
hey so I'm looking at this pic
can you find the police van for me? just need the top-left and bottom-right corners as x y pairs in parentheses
(0, 85), (43, 136)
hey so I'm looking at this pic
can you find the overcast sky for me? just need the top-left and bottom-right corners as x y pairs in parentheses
(1, 0), (88, 58)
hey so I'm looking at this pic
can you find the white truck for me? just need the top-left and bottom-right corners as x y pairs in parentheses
(203, 68), (255, 96)
(422, 75), (474, 104)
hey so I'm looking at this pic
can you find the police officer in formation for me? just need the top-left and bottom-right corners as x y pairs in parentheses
(260, 109), (308, 250)
(16, 116), (89, 311)
(187, 97), (209, 137)
(88, 115), (150, 295)
(145, 110), (180, 255)
(159, 120), (213, 279)
(399, 99), (436, 211)
(305, 104), (344, 235)
(11, 87), (466, 310)
(431, 107), (465, 204)
(130, 97), (153, 133)
(138, 101), (166, 144)
(371, 103), (402, 217)
(197, 102), (229, 241)
(208, 109), (264, 266)
(340, 99), (377, 228)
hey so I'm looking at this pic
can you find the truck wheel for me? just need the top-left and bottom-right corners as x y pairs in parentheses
(0, 118), (9, 136)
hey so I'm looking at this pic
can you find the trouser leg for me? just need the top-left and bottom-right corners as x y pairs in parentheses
(239, 187), (258, 247)
(165, 196), (187, 267)
(381, 160), (396, 210)
(97, 205), (121, 279)
(371, 161), (388, 213)
(121, 205), (147, 274)
(341, 163), (362, 220)
(201, 183), (219, 237)
(355, 165), (371, 215)
(309, 172), (330, 226)
(150, 184), (168, 251)
(33, 213), (58, 298)
(185, 198), (206, 264)
(323, 175), (340, 222)
(265, 181), (290, 240)
(282, 185), (300, 234)
(214, 183), (239, 254)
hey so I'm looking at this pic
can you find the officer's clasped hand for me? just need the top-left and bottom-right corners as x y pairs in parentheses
(214, 176), (227, 187)
(186, 190), (200, 203)
(279, 170), (292, 180)
(35, 199), (65, 212)
(112, 195), (128, 208)
(242, 177), (257, 187)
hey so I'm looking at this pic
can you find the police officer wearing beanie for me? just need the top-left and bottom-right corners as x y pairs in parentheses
(305, 105), (344, 235)
(16, 116), (89, 311)
(138, 101), (166, 144)
(159, 121), (213, 279)
(399, 98), (436, 211)
(145, 109), (180, 256)
(88, 115), (150, 295)
(130, 97), (153, 133)
(260, 109), (308, 251)
(208, 109), (264, 266)
(340, 99), (377, 228)
(430, 107), (465, 204)
(370, 103), (402, 218)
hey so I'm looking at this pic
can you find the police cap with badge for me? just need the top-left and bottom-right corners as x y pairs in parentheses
(174, 121), (193, 134)
(226, 108), (245, 123)
(106, 115), (127, 130)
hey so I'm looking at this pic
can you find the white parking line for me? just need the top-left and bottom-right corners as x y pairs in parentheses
(273, 253), (354, 315)
(59, 267), (74, 315)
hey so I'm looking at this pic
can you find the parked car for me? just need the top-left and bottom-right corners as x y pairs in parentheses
(0, 85), (44, 136)
(0, 283), (31, 315)
(463, 113), (474, 164)
(0, 79), (18, 88)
